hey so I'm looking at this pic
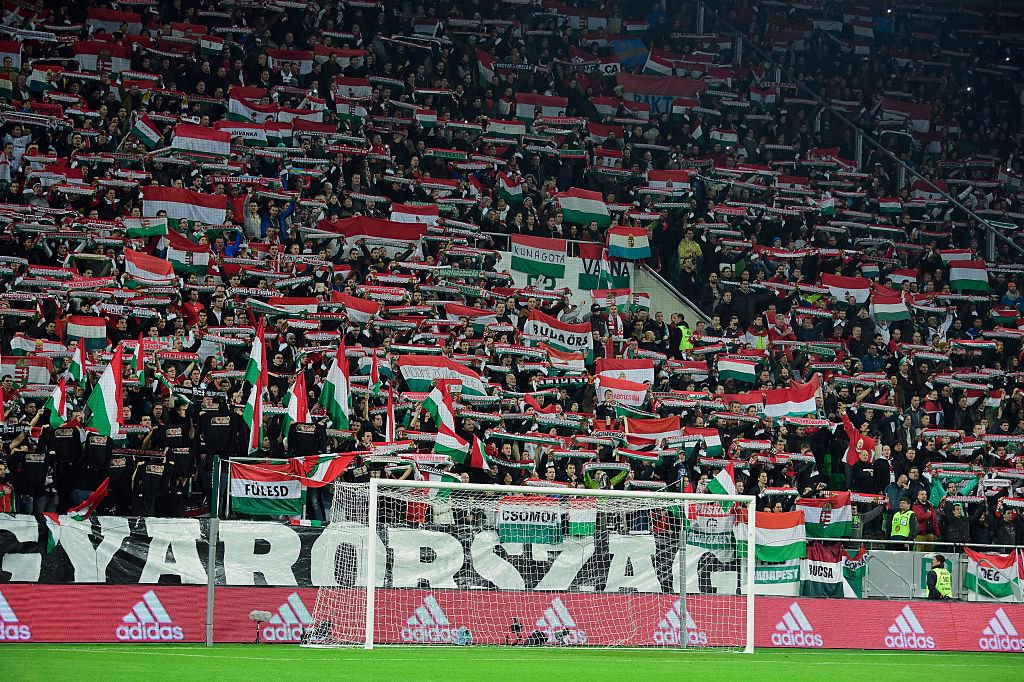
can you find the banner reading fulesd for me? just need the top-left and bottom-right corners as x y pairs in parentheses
(522, 309), (594, 362)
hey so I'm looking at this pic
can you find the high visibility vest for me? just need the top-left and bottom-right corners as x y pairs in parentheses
(891, 510), (913, 538)
(933, 568), (952, 598)
(679, 326), (692, 352)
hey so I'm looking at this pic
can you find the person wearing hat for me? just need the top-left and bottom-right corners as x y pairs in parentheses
(888, 496), (917, 550)
(926, 554), (952, 600)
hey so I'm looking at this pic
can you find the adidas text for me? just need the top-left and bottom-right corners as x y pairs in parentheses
(0, 623), (31, 641)
(979, 634), (1022, 652)
(652, 628), (709, 646)
(116, 623), (185, 641)
(884, 632), (935, 649)
(771, 631), (824, 648)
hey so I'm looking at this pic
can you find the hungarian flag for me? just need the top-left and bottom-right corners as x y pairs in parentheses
(596, 357), (655, 385)
(444, 302), (497, 331)
(594, 375), (648, 407)
(199, 35), (224, 56)
(244, 320), (267, 454)
(949, 260), (990, 292)
(64, 315), (107, 351)
(171, 124), (232, 157)
(888, 268), (918, 286)
(737, 510), (806, 562)
(821, 273), (871, 304)
(267, 48), (314, 75)
(763, 376), (820, 419)
(559, 188), (611, 228)
(606, 226), (651, 259)
(871, 285), (911, 322)
(522, 309), (594, 362)
(42, 478), (110, 553)
(162, 229), (210, 275)
(229, 461), (304, 516)
(510, 234), (566, 281)
(86, 346), (123, 438)
(396, 355), (488, 396)
(796, 491), (853, 538)
(718, 357), (758, 383)
(142, 186), (228, 225)
(497, 172), (524, 204)
(489, 120), (526, 138)
(319, 341), (351, 430)
(541, 344), (585, 372)
(800, 542), (844, 598)
(624, 415), (682, 445)
(646, 169), (690, 193)
(683, 426), (723, 457)
(86, 7), (142, 34)
(577, 242), (628, 290)
(124, 248), (175, 286)
(422, 385), (469, 462)
(706, 460), (737, 501)
(993, 307), (1020, 326)
(332, 292), (380, 326)
(131, 334), (144, 387)
(281, 372), (309, 440)
(568, 497), (597, 536)
(964, 547), (1019, 599)
(843, 545), (867, 598)
(939, 248), (973, 263)
(0, 41), (21, 70)
(390, 203), (439, 225)
(292, 453), (357, 487)
(468, 437), (490, 470)
(514, 92), (568, 121)
(0, 356), (53, 387)
(496, 495), (562, 543)
(67, 342), (87, 383)
(878, 198), (903, 213)
(73, 41), (132, 73)
(43, 378), (69, 428)
(28, 65), (62, 93)
(132, 114), (162, 149)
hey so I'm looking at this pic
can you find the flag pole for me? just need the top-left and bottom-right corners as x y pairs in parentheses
(205, 454), (222, 648)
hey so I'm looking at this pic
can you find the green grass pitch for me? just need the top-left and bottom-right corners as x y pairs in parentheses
(5, 645), (1021, 681)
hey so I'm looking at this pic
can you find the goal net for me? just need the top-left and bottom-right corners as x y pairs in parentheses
(303, 480), (756, 651)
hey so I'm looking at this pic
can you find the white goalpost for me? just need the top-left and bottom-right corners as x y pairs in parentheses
(303, 479), (757, 652)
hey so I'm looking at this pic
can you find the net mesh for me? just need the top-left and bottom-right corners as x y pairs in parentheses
(304, 482), (751, 650)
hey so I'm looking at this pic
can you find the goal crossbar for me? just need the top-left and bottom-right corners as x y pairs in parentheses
(353, 478), (759, 653)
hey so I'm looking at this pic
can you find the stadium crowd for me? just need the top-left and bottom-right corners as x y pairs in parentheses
(0, 0), (1020, 552)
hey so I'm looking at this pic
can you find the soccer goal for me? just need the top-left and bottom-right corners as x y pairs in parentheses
(303, 480), (756, 651)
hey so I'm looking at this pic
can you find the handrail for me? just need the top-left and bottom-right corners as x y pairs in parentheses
(830, 536), (1022, 552)
(705, 2), (1024, 260)
(864, 552), (916, 600)
(640, 263), (711, 323)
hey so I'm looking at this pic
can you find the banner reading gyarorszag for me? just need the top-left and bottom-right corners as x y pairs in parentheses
(522, 309), (594, 362)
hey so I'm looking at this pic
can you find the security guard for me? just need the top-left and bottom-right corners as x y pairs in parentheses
(889, 496), (917, 550)
(927, 554), (953, 600)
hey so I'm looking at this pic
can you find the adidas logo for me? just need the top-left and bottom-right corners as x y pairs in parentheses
(652, 599), (708, 646)
(0, 591), (30, 641)
(536, 597), (588, 645)
(116, 590), (184, 641)
(885, 605), (935, 649)
(261, 592), (313, 642)
(400, 595), (469, 644)
(980, 608), (1023, 652)
(771, 602), (823, 648)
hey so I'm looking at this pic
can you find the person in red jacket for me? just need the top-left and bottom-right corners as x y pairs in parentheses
(911, 488), (940, 551)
